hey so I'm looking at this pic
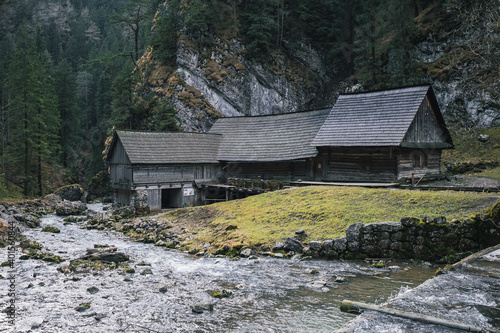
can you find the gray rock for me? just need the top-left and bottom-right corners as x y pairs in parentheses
(295, 229), (306, 237)
(55, 184), (84, 201)
(191, 303), (214, 314)
(346, 223), (363, 242)
(283, 237), (303, 253)
(333, 237), (347, 252)
(82, 250), (129, 263)
(478, 134), (490, 142)
(432, 216), (447, 225)
(44, 193), (62, 205)
(56, 201), (87, 216)
(401, 217), (419, 227)
(239, 248), (252, 258)
(272, 242), (284, 252)
(87, 287), (99, 294)
(308, 241), (321, 252)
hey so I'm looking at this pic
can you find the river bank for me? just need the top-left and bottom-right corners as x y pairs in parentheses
(1, 187), (499, 332)
(2, 186), (499, 264)
(337, 244), (500, 332)
(0, 203), (439, 332)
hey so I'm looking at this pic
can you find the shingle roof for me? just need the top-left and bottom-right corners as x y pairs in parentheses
(312, 85), (436, 147)
(209, 108), (331, 162)
(111, 131), (222, 164)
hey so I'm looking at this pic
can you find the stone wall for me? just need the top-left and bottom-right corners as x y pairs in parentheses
(306, 215), (500, 262)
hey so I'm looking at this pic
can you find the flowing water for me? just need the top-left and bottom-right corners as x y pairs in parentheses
(0, 204), (443, 332)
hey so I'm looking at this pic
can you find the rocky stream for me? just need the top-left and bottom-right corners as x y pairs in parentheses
(0, 200), (497, 332)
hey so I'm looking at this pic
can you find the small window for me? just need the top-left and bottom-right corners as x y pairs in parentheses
(412, 152), (428, 169)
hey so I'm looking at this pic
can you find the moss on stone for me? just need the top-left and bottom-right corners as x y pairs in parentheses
(41, 226), (60, 233)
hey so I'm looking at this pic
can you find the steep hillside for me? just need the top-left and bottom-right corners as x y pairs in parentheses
(412, 1), (500, 128)
(134, 0), (499, 132)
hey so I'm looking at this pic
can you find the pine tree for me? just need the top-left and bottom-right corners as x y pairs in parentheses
(151, 0), (183, 65)
(55, 59), (80, 169)
(110, 62), (138, 129)
(353, 0), (385, 86)
(4, 25), (60, 196)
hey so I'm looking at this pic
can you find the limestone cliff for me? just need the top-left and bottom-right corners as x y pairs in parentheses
(412, 1), (500, 128)
(137, 33), (335, 132)
(137, 1), (499, 132)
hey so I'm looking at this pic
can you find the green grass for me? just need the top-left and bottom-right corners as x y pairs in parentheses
(442, 126), (500, 180)
(159, 186), (498, 252)
(476, 167), (500, 180)
(443, 126), (500, 159)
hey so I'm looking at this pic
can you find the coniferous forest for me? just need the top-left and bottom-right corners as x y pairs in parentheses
(0, 0), (498, 197)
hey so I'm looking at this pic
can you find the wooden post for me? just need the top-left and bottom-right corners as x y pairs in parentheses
(340, 300), (498, 332)
(411, 172), (415, 186)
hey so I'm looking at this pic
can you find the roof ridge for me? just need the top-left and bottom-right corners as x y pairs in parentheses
(213, 107), (332, 120)
(116, 130), (222, 136)
(340, 84), (430, 97)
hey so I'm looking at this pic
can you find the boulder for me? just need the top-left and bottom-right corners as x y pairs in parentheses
(478, 134), (490, 142)
(240, 248), (252, 258)
(13, 214), (40, 228)
(44, 193), (62, 205)
(332, 237), (347, 252)
(283, 237), (303, 253)
(55, 201), (87, 216)
(308, 241), (322, 252)
(54, 184), (84, 201)
(82, 249), (129, 263)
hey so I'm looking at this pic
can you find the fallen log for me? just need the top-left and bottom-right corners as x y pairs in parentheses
(340, 300), (499, 332)
(445, 243), (500, 272)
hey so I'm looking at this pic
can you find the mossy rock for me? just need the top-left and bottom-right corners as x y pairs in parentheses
(486, 200), (500, 224)
(86, 171), (112, 201)
(75, 303), (91, 312)
(41, 226), (60, 233)
(54, 184), (83, 201)
(41, 253), (64, 263)
(210, 290), (233, 298)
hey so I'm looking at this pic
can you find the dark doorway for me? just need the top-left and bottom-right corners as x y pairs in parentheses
(161, 189), (182, 208)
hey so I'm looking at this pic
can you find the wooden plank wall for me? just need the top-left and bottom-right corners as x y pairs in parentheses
(115, 189), (132, 205)
(226, 161), (307, 181)
(109, 164), (132, 189)
(320, 148), (398, 182)
(397, 149), (442, 179)
(403, 99), (446, 143)
(109, 140), (133, 189)
(110, 140), (130, 164)
(132, 164), (220, 185)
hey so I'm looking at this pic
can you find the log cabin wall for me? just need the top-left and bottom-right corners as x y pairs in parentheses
(320, 147), (398, 182)
(224, 161), (307, 181)
(108, 140), (133, 190)
(402, 98), (448, 144)
(131, 164), (220, 187)
(397, 148), (442, 180)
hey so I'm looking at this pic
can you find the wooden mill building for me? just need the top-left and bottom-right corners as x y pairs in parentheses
(312, 85), (453, 182)
(105, 85), (453, 209)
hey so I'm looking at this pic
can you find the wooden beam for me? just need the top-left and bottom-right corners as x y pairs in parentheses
(340, 300), (498, 332)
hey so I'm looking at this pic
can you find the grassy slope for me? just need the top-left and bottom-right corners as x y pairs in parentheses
(443, 126), (500, 180)
(159, 186), (498, 252)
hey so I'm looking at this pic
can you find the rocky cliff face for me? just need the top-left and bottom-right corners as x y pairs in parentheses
(413, 2), (500, 128)
(141, 2), (499, 132)
(144, 35), (335, 132)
